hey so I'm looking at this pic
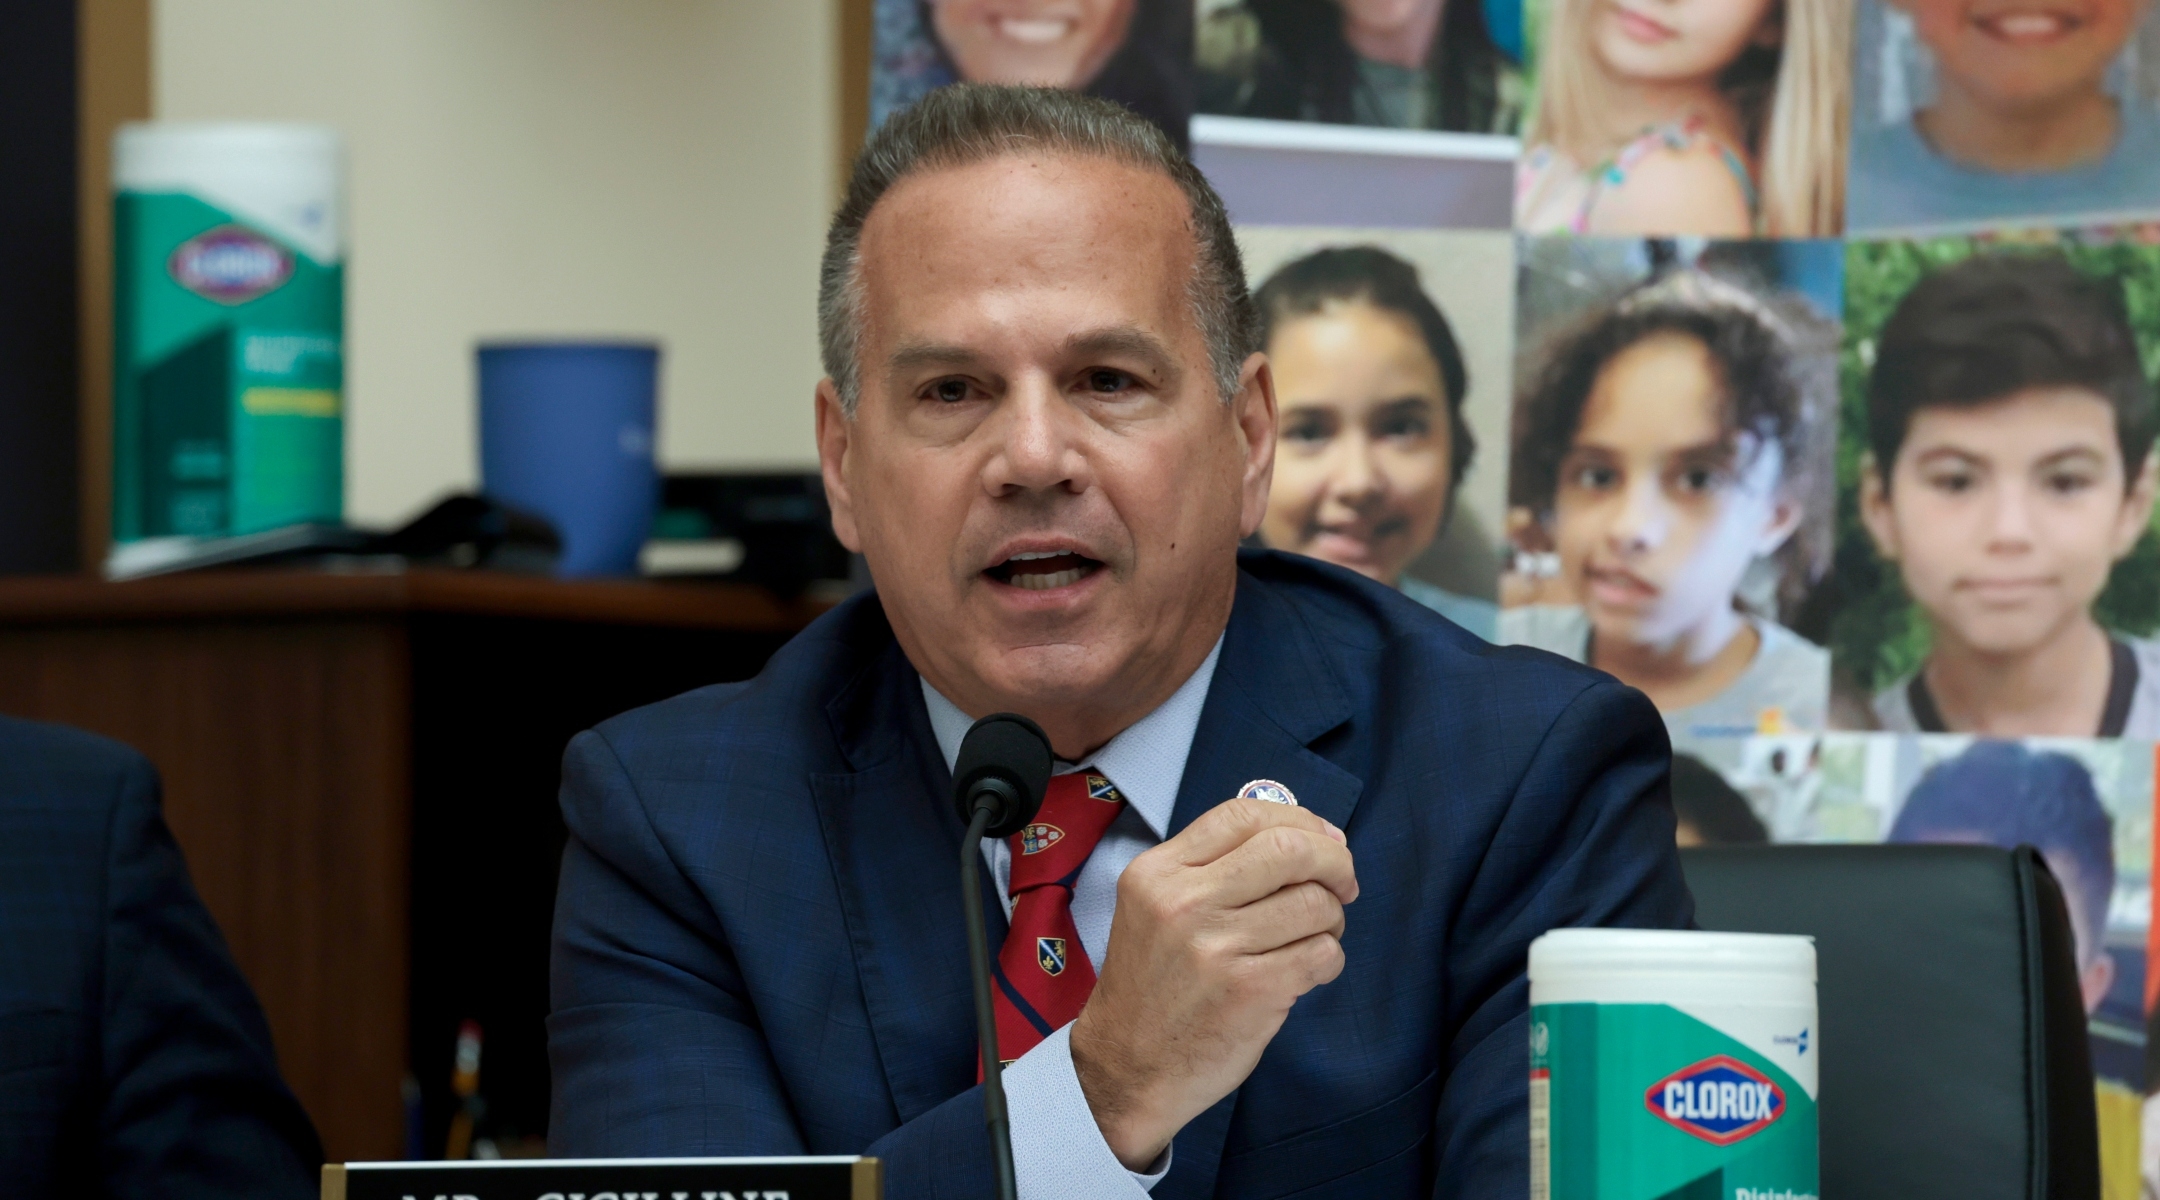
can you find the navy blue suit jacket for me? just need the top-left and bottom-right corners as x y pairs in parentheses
(549, 551), (1693, 1198)
(0, 716), (320, 1199)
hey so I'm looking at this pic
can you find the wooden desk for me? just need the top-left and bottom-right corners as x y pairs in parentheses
(0, 569), (828, 1159)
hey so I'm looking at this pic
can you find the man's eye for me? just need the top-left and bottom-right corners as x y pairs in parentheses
(929, 379), (972, 404)
(1924, 469), (1976, 495)
(1085, 369), (1134, 394)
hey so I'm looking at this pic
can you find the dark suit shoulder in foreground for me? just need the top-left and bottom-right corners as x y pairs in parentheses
(550, 550), (1691, 1199)
(0, 716), (321, 1200)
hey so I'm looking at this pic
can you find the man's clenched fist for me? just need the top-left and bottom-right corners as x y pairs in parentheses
(1069, 798), (1358, 1169)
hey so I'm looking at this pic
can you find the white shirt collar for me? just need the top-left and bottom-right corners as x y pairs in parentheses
(920, 636), (1224, 842)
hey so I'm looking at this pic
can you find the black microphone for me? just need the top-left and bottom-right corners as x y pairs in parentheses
(953, 712), (1053, 1200)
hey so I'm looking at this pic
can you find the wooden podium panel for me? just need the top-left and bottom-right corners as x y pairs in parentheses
(0, 569), (828, 1159)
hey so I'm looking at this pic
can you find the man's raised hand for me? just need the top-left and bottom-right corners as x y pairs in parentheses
(1069, 798), (1358, 1170)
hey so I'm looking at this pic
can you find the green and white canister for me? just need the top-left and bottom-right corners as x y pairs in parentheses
(1530, 929), (1818, 1200)
(111, 122), (345, 551)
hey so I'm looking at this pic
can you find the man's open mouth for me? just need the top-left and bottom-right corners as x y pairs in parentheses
(985, 550), (1102, 591)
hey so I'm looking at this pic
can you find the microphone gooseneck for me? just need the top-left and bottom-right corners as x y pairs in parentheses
(953, 712), (1053, 1200)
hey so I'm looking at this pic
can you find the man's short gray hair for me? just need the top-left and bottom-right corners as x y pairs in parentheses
(818, 84), (1258, 414)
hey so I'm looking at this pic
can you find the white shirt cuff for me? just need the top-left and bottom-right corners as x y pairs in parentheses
(1001, 1023), (1172, 1196)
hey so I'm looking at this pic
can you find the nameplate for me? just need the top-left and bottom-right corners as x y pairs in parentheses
(322, 1156), (880, 1200)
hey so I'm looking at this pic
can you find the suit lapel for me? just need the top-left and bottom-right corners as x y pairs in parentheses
(810, 632), (1007, 1124)
(1171, 570), (1363, 836)
(1155, 571), (1365, 1200)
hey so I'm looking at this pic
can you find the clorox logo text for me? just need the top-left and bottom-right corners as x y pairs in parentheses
(169, 226), (293, 304)
(1645, 1055), (1784, 1145)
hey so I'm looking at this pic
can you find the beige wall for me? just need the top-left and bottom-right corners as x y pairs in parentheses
(154, 0), (837, 525)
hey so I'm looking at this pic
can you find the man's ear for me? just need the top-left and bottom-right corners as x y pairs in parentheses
(2111, 450), (2158, 562)
(1233, 351), (1278, 538)
(816, 378), (866, 554)
(1857, 452), (1901, 562)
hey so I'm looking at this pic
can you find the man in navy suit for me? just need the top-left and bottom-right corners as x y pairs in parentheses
(0, 715), (320, 1198)
(548, 84), (1691, 1198)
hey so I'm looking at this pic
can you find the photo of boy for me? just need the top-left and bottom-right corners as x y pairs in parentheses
(871, 0), (1196, 146)
(1839, 245), (2160, 736)
(1242, 228), (1518, 631)
(1513, 0), (1849, 236)
(1847, 0), (2160, 233)
(1195, 0), (1525, 134)
(1503, 237), (1841, 740)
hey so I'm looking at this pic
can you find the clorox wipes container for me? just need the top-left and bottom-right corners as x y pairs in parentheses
(111, 123), (344, 550)
(1529, 929), (1817, 1200)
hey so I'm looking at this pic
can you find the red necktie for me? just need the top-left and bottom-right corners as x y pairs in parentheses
(988, 768), (1127, 1068)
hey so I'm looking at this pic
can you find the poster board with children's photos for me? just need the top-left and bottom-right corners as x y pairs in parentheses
(861, 2), (2160, 1194)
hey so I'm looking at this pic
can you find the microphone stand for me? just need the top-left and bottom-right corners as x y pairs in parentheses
(962, 801), (1018, 1200)
(950, 712), (1047, 1200)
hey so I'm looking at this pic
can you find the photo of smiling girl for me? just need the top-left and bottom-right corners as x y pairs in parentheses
(1502, 238), (1842, 737)
(1239, 228), (1520, 632)
(1847, 0), (2160, 231)
(1840, 245), (2160, 735)
(1515, 0), (1849, 236)
(1252, 244), (1499, 636)
(871, 0), (1196, 146)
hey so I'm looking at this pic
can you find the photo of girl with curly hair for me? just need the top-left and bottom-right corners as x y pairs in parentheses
(1514, 0), (1849, 236)
(1503, 238), (1841, 738)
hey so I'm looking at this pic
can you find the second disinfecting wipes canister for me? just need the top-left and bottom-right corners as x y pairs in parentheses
(1529, 928), (1818, 1200)
(111, 122), (345, 551)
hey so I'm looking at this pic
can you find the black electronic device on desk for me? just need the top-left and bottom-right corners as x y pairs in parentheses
(323, 1156), (880, 1200)
(104, 494), (562, 579)
(645, 472), (856, 598)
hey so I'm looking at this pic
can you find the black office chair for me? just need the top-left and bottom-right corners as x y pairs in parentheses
(1681, 844), (2101, 1200)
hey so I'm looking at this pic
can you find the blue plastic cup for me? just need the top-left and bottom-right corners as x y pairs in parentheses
(477, 341), (659, 577)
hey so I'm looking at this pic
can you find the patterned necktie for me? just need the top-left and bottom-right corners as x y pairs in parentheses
(988, 768), (1128, 1068)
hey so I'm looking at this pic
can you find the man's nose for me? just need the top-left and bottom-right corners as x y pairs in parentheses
(984, 378), (1088, 495)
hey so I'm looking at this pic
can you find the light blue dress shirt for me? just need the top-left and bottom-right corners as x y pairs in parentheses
(920, 636), (1223, 1199)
